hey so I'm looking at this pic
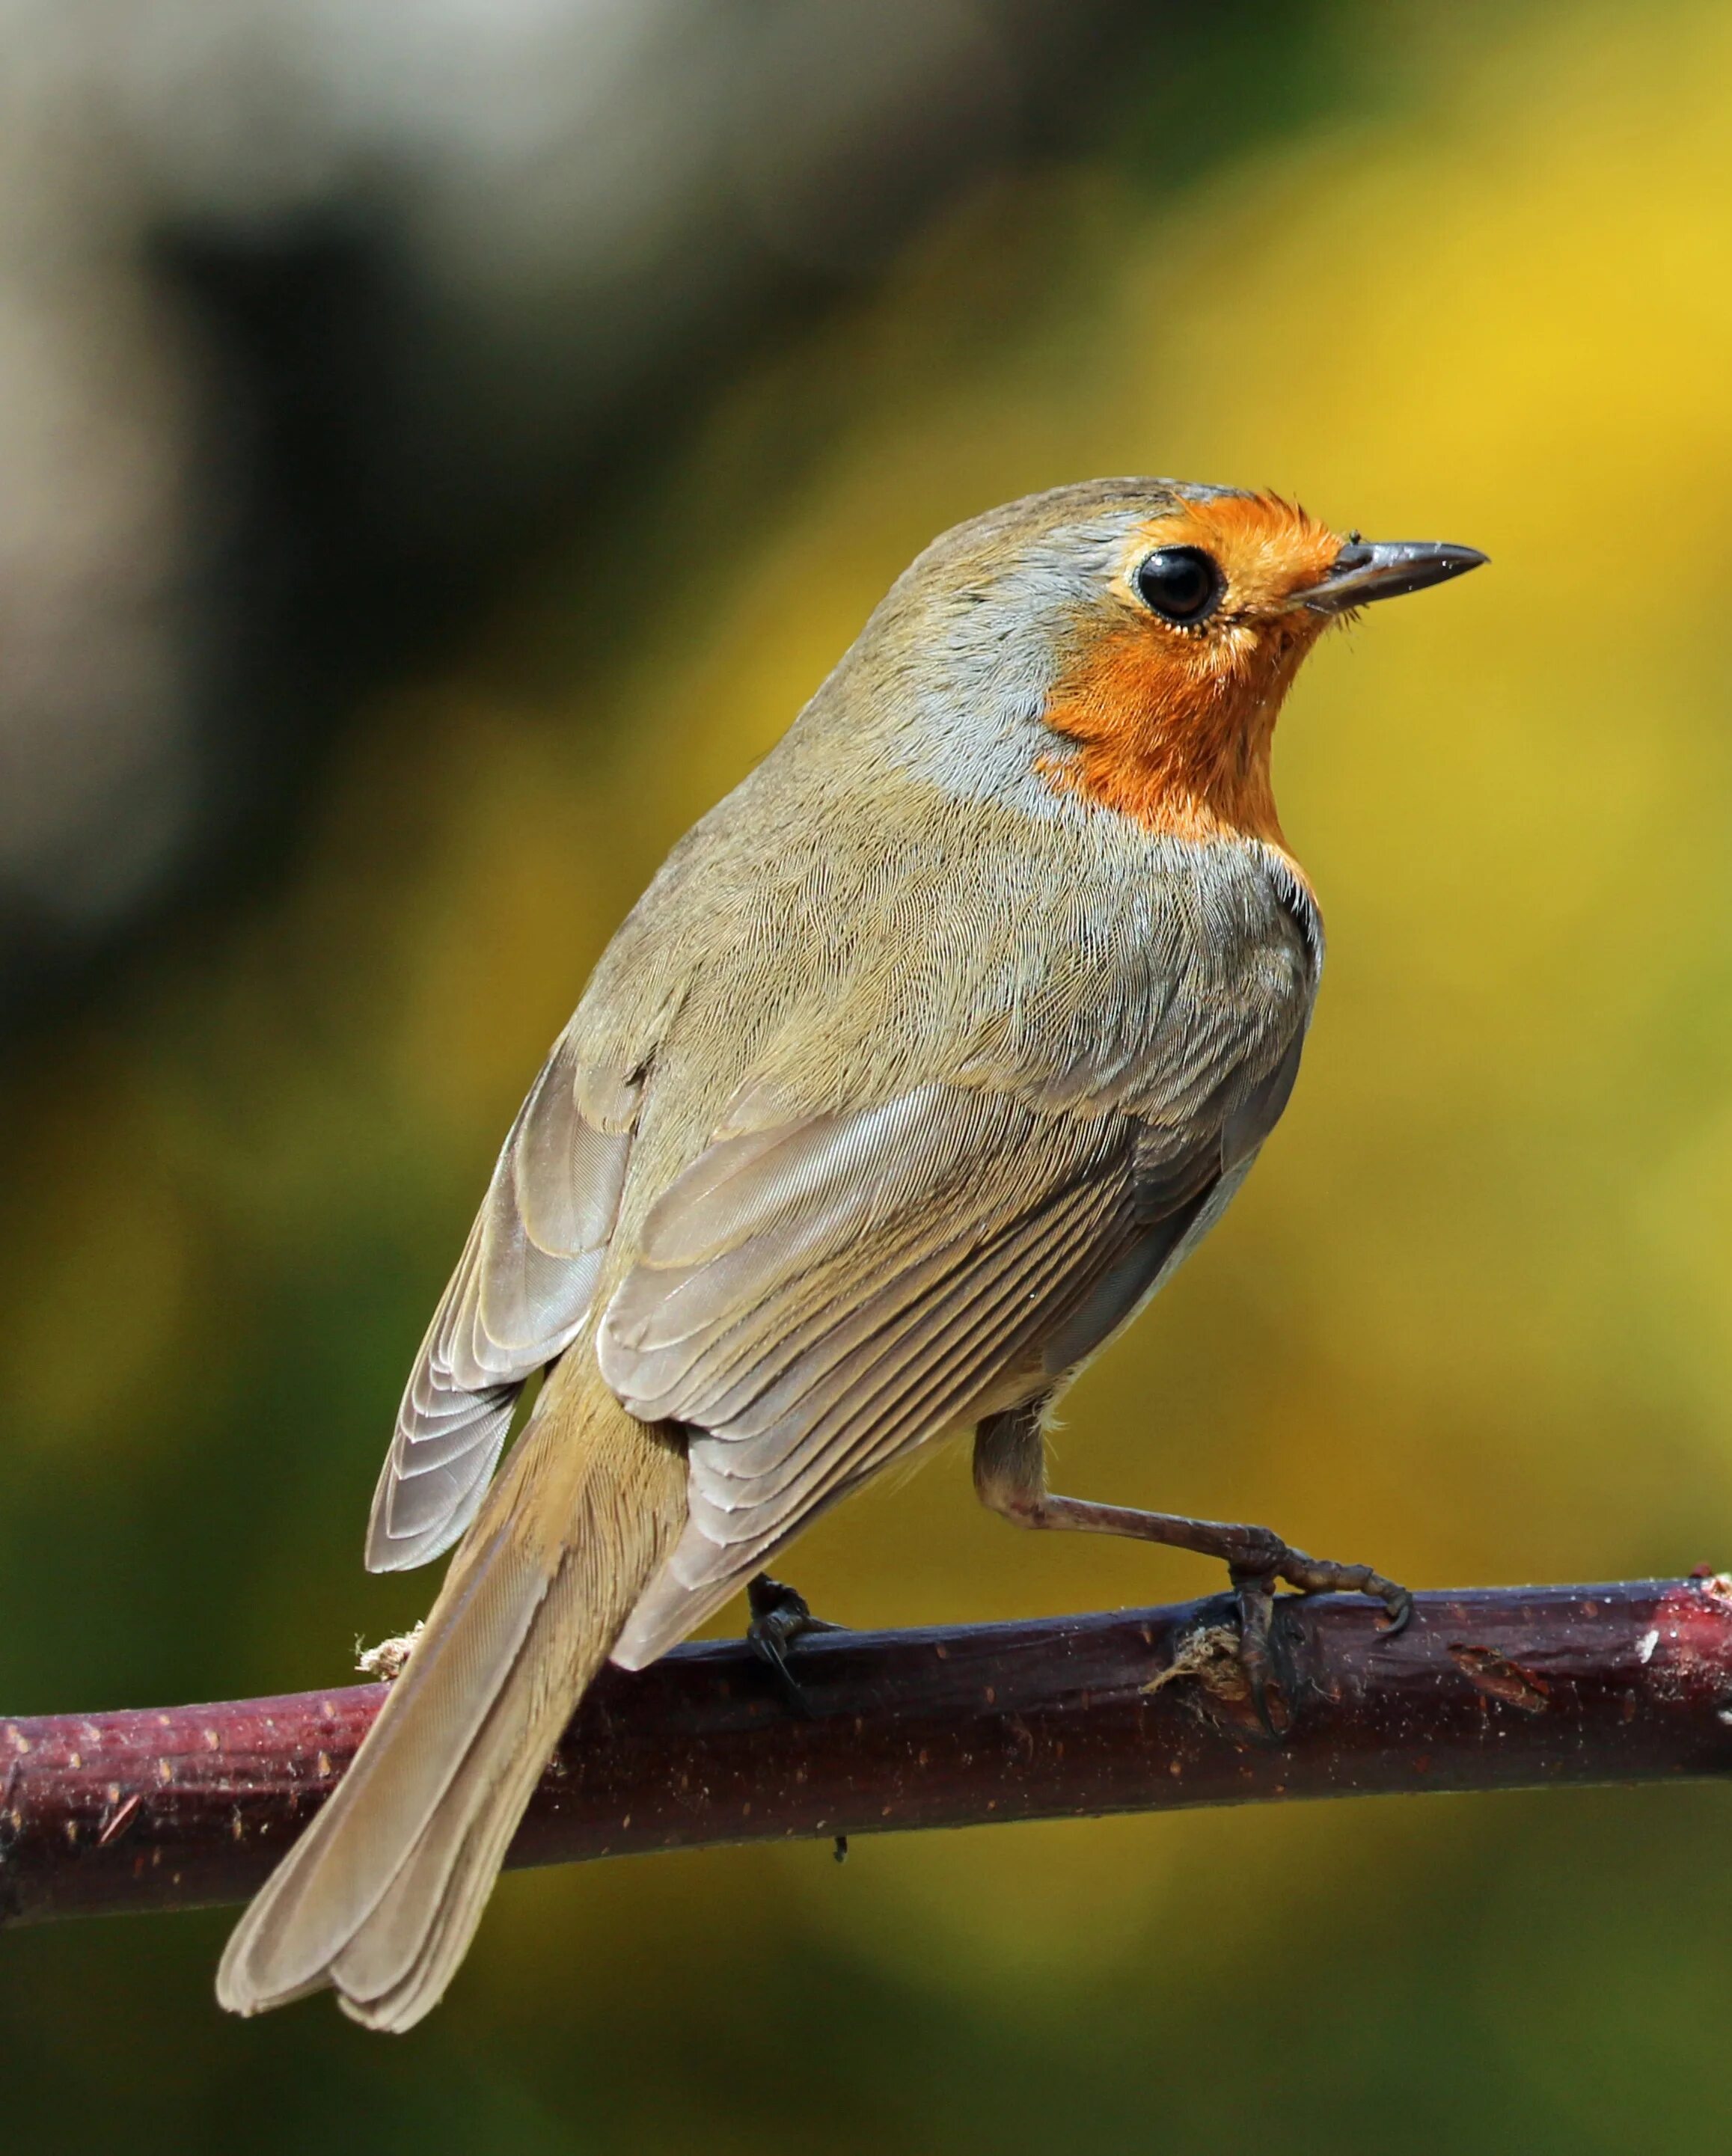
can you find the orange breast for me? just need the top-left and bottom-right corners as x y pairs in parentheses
(1038, 491), (1340, 852)
(1038, 622), (1289, 846)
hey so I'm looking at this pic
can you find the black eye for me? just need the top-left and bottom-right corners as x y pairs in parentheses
(1133, 546), (1223, 626)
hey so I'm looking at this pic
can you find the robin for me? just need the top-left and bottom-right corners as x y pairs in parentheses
(217, 478), (1484, 2029)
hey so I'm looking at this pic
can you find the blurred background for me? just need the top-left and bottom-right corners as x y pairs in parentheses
(4, 0), (1732, 2146)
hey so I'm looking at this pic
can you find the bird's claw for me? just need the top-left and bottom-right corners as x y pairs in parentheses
(1226, 1533), (1412, 1739)
(1227, 1567), (1285, 1739)
(746, 1572), (843, 1717)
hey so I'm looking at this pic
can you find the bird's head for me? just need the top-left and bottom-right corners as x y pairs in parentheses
(873, 480), (1485, 851)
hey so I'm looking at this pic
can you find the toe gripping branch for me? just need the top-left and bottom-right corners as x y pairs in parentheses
(1219, 1528), (1413, 1739)
(746, 1573), (845, 1716)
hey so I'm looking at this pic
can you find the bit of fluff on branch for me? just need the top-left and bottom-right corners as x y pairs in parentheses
(6, 1575), (1732, 1928)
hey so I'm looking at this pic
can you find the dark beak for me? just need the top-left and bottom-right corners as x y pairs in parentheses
(1297, 538), (1488, 614)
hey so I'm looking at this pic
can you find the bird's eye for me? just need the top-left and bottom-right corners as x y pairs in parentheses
(1133, 547), (1223, 626)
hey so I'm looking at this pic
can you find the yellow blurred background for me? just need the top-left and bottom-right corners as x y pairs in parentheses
(5, 1), (1732, 2148)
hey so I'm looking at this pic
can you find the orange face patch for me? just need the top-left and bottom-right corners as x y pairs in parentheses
(1039, 492), (1345, 848)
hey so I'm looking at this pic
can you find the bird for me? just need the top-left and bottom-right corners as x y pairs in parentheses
(216, 477), (1485, 2030)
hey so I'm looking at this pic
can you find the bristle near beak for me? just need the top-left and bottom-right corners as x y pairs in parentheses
(1297, 539), (1488, 614)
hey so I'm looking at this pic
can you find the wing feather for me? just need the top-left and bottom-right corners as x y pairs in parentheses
(603, 1085), (1185, 1665)
(605, 978), (1312, 1669)
(365, 1035), (640, 1573)
(680, 1168), (1130, 1545)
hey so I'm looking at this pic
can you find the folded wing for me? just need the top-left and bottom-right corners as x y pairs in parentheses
(601, 1078), (1235, 1665)
(365, 1035), (640, 1572)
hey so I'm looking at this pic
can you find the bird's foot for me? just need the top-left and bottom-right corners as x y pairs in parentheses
(746, 1572), (845, 1716)
(1222, 1529), (1410, 1739)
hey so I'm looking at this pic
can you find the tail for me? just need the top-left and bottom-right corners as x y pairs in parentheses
(216, 1356), (686, 2031)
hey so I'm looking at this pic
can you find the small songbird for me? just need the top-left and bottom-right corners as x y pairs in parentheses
(217, 479), (1484, 2028)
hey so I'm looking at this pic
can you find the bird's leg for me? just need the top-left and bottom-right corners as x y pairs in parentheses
(745, 1572), (845, 1716)
(973, 1405), (1411, 1734)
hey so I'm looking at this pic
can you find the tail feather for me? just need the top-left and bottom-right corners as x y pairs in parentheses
(217, 1362), (685, 2030)
(328, 1560), (593, 2027)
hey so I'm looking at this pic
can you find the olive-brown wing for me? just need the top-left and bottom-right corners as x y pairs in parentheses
(599, 1080), (1228, 1665)
(365, 1033), (641, 1572)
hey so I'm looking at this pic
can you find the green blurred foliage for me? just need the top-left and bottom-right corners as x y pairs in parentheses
(6, 1), (1732, 2146)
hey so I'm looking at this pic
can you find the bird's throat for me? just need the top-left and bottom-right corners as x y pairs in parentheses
(1036, 616), (1317, 848)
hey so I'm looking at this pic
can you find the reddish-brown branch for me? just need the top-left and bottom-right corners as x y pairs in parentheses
(6, 1576), (1732, 1927)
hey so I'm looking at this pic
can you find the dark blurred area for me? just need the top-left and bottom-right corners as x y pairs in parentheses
(8, 1), (1732, 2150)
(0, 0), (1335, 1023)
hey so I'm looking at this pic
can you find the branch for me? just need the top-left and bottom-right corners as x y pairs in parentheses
(7, 1576), (1732, 1927)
